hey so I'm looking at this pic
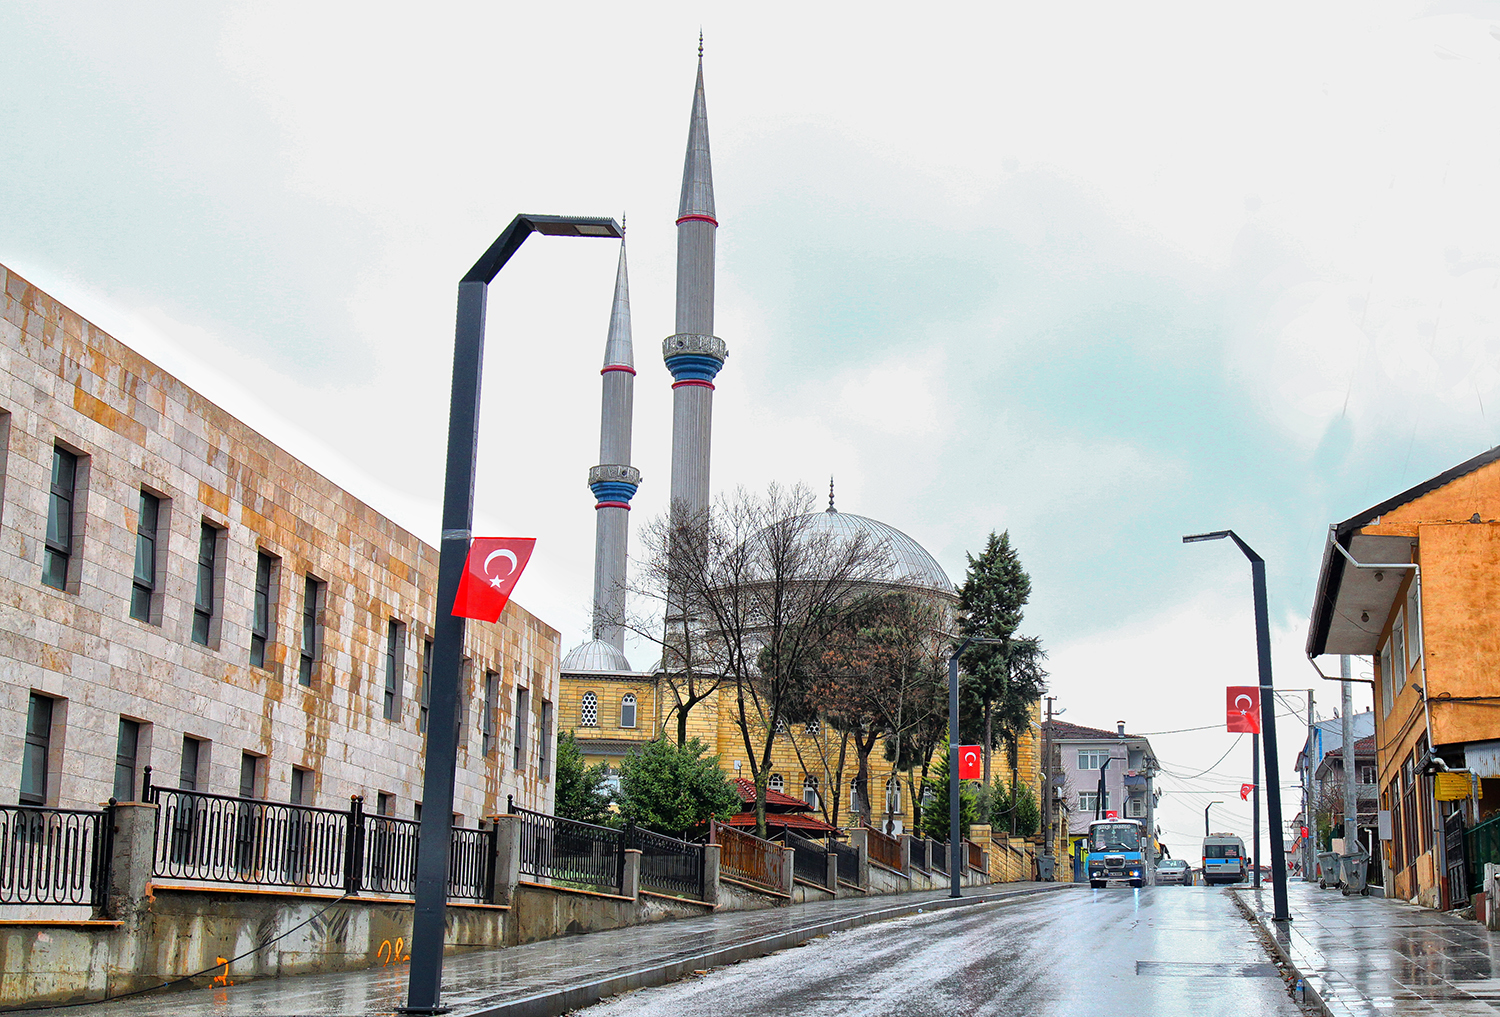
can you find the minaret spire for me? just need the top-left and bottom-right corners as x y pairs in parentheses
(587, 241), (640, 655)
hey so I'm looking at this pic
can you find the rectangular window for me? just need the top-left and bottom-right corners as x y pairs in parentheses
(1078, 750), (1111, 771)
(43, 446), (78, 590)
(298, 575), (324, 686)
(1380, 639), (1394, 718)
(1360, 765), (1377, 785)
(20, 693), (54, 805)
(114, 718), (141, 802)
(419, 639), (432, 734)
(481, 670), (498, 755)
(376, 792), (393, 816)
(1391, 611), (1406, 693)
(1077, 790), (1110, 814)
(239, 753), (259, 799)
(250, 551), (277, 668)
(130, 491), (161, 622)
(1406, 584), (1421, 672)
(539, 699), (554, 779)
(455, 659), (470, 750)
(290, 766), (311, 806)
(514, 686), (530, 771)
(191, 523), (219, 646)
(383, 620), (404, 721)
(179, 735), (202, 791)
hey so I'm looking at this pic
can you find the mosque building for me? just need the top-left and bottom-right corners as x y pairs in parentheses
(558, 52), (1043, 837)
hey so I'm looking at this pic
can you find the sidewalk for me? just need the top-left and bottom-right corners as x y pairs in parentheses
(1237, 880), (1500, 1017)
(52, 882), (1074, 1017)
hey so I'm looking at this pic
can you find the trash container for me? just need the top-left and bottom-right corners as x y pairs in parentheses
(1317, 851), (1341, 889)
(1340, 847), (1369, 896)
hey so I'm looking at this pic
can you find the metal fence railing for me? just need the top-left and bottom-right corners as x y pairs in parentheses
(786, 831), (831, 887)
(711, 821), (787, 894)
(148, 780), (494, 901)
(967, 840), (983, 872)
(830, 836), (861, 887)
(0, 803), (111, 908)
(864, 825), (904, 873)
(909, 837), (930, 872)
(932, 841), (949, 875)
(509, 797), (623, 893)
(1467, 812), (1500, 893)
(624, 824), (705, 899)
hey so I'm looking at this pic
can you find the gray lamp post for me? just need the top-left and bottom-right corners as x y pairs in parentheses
(1182, 529), (1291, 922)
(1204, 800), (1223, 837)
(947, 634), (1007, 898)
(402, 214), (622, 1015)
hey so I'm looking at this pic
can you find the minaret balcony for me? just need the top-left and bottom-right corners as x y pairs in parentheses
(662, 333), (728, 383)
(589, 464), (641, 506)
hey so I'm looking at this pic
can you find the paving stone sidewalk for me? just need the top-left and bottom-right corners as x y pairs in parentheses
(1238, 880), (1500, 1016)
(48, 882), (1072, 1017)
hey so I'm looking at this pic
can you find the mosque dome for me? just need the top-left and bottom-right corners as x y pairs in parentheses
(792, 507), (956, 596)
(561, 638), (633, 673)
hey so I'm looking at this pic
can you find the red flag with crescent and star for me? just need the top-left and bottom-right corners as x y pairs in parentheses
(957, 745), (983, 781)
(1226, 686), (1261, 733)
(451, 537), (535, 623)
(1240, 782), (1254, 801)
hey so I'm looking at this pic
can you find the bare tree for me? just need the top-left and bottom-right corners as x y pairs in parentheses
(652, 482), (892, 837)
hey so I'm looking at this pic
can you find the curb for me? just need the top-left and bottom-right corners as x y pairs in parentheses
(1230, 889), (1331, 1017)
(465, 883), (1079, 1017)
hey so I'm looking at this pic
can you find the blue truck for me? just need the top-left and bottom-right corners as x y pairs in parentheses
(1086, 818), (1147, 888)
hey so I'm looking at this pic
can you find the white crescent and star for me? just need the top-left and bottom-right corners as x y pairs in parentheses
(1235, 693), (1254, 713)
(482, 548), (519, 590)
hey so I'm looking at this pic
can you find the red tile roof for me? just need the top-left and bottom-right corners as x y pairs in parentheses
(1042, 719), (1136, 740)
(721, 811), (844, 835)
(731, 776), (814, 812)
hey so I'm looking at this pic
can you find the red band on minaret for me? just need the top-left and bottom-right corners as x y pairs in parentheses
(675, 214), (719, 226)
(601, 365), (637, 376)
(594, 501), (632, 511)
(672, 380), (715, 390)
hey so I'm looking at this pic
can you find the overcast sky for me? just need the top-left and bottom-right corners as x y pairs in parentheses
(6, 1), (1498, 862)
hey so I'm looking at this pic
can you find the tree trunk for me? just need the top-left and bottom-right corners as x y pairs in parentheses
(677, 702), (689, 746)
(983, 698), (993, 784)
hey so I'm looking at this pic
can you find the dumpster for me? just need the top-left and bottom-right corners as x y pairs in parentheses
(1341, 847), (1370, 895)
(1317, 851), (1341, 889)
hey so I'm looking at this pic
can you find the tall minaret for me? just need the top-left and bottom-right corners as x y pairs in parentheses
(587, 242), (640, 654)
(663, 41), (726, 519)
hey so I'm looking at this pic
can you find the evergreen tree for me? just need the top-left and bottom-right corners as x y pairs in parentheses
(616, 736), (740, 836)
(918, 738), (978, 841)
(554, 731), (613, 825)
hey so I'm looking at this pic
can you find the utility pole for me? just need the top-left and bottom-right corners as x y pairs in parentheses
(1252, 722), (1261, 888)
(1304, 688), (1315, 882)
(1043, 696), (1056, 876)
(1341, 655), (1357, 877)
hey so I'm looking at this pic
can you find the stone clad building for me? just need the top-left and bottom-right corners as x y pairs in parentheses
(1, 262), (559, 824)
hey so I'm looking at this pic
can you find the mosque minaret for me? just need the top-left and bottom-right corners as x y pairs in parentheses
(663, 43), (726, 519)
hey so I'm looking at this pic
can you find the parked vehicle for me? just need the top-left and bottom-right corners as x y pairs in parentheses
(1201, 833), (1248, 885)
(1156, 858), (1191, 885)
(1086, 818), (1147, 888)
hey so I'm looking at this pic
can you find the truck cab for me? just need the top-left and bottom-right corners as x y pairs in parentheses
(1086, 818), (1146, 888)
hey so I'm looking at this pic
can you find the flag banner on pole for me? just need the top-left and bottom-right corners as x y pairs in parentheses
(1227, 686), (1262, 733)
(958, 745), (983, 781)
(1240, 782), (1254, 801)
(451, 537), (536, 622)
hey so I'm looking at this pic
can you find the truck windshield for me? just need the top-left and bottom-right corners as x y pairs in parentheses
(1091, 824), (1140, 852)
(1204, 844), (1240, 858)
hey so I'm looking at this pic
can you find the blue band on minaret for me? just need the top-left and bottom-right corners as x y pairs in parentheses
(665, 353), (725, 384)
(590, 480), (640, 504)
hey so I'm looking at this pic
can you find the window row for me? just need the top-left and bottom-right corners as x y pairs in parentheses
(578, 691), (637, 729)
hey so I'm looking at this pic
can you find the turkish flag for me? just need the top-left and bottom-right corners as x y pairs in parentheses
(451, 538), (536, 622)
(1240, 782), (1254, 801)
(1104, 810), (1118, 820)
(957, 745), (983, 781)
(1227, 686), (1261, 733)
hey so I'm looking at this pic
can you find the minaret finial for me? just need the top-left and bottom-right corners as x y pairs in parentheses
(828, 476), (836, 513)
(621, 211), (626, 235)
(699, 29), (704, 58)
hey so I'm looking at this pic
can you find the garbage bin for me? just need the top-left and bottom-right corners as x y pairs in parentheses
(1317, 851), (1341, 889)
(1340, 847), (1369, 896)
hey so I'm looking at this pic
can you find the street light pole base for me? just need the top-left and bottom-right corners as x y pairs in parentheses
(396, 1007), (453, 1014)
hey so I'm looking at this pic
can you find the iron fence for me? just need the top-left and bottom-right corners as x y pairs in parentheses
(863, 825), (904, 873)
(711, 821), (787, 894)
(932, 841), (948, 875)
(0, 803), (111, 908)
(509, 798), (623, 893)
(830, 836), (861, 886)
(1468, 812), (1500, 893)
(909, 837), (930, 872)
(624, 824), (705, 899)
(785, 831), (831, 887)
(967, 840), (983, 872)
(148, 783), (494, 901)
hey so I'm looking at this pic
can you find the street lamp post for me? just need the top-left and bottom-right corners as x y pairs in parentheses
(948, 634), (1006, 898)
(1204, 800), (1223, 837)
(1182, 529), (1291, 922)
(402, 214), (622, 1015)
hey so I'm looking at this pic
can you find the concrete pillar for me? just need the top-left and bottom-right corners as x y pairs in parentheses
(104, 802), (157, 921)
(622, 848), (642, 900)
(490, 814), (521, 906)
(849, 829), (869, 888)
(825, 851), (839, 895)
(702, 843), (720, 906)
(981, 849), (991, 882)
(781, 847), (795, 897)
(1487, 863), (1500, 931)
(899, 833), (912, 874)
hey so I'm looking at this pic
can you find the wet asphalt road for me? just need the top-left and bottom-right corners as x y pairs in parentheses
(576, 886), (1305, 1017)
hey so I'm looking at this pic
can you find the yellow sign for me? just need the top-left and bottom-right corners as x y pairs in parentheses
(1435, 772), (1475, 801)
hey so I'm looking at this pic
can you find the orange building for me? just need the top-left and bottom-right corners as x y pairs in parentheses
(1307, 447), (1500, 908)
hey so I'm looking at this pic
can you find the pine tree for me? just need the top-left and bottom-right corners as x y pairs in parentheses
(918, 738), (978, 842)
(554, 731), (613, 825)
(616, 736), (740, 837)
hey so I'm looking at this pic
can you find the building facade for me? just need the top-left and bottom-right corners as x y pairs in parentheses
(2, 263), (559, 824)
(1307, 447), (1500, 907)
(1043, 719), (1159, 876)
